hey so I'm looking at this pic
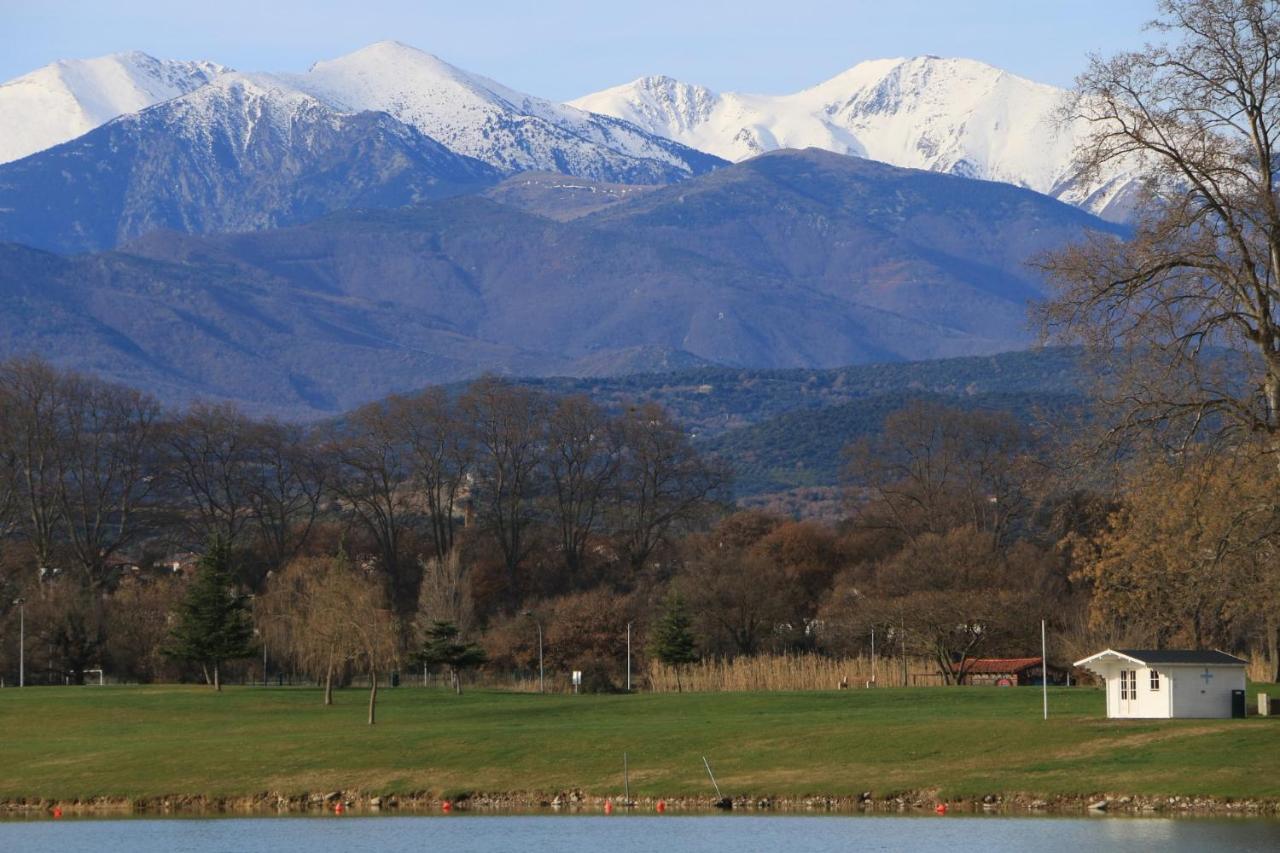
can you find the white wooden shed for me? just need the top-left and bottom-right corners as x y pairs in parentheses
(1073, 649), (1248, 719)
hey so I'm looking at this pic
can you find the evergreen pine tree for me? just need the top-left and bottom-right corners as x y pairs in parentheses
(648, 593), (698, 692)
(415, 620), (487, 694)
(165, 539), (258, 691)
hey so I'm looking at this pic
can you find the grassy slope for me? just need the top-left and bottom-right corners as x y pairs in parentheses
(2, 685), (1278, 802)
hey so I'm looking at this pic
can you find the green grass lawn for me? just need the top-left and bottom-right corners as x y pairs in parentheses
(1, 684), (1277, 802)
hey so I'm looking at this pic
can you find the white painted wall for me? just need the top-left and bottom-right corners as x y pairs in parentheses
(1091, 659), (1244, 718)
(1100, 663), (1169, 718)
(1167, 665), (1246, 719)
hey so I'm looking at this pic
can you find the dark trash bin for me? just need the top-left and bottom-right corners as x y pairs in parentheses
(1231, 689), (1246, 718)
(391, 671), (400, 688)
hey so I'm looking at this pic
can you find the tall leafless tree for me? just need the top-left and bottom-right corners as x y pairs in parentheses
(545, 395), (620, 576)
(387, 389), (471, 565)
(612, 403), (724, 573)
(844, 402), (1032, 547)
(327, 403), (420, 610)
(243, 420), (327, 575)
(1040, 0), (1280, 455)
(52, 373), (162, 590)
(0, 358), (67, 575)
(461, 378), (547, 600)
(163, 403), (257, 548)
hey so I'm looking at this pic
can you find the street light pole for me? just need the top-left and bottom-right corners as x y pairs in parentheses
(14, 598), (24, 688)
(523, 611), (544, 694)
(626, 622), (632, 692)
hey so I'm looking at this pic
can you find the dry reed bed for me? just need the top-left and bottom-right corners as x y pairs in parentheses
(647, 654), (938, 693)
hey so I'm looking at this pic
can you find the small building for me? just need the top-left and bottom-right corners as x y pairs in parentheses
(955, 657), (1067, 686)
(1073, 648), (1248, 719)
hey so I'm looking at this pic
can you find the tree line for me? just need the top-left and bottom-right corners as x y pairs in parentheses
(0, 358), (722, 691)
(1, 350), (1277, 699)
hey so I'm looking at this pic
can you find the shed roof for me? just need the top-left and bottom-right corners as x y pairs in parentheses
(1115, 649), (1248, 666)
(957, 657), (1051, 674)
(1074, 648), (1247, 668)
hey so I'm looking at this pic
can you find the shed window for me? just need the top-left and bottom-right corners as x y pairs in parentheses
(1150, 669), (1160, 691)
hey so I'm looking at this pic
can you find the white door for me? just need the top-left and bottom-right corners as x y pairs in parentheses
(1118, 669), (1136, 716)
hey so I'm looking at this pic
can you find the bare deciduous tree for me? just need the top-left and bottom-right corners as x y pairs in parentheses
(461, 378), (547, 600)
(327, 403), (419, 611)
(163, 403), (258, 548)
(546, 395), (620, 576)
(387, 389), (471, 565)
(0, 358), (67, 574)
(243, 421), (327, 575)
(612, 404), (724, 574)
(52, 374), (162, 590)
(1040, 0), (1280, 454)
(844, 402), (1031, 547)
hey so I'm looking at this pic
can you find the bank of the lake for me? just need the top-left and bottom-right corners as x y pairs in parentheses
(1, 685), (1277, 815)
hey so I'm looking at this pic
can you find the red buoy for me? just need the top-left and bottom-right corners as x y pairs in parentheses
(333, 802), (344, 815)
(656, 800), (666, 813)
(604, 801), (614, 815)
(935, 803), (948, 815)
(442, 801), (453, 813)
(52, 806), (63, 819)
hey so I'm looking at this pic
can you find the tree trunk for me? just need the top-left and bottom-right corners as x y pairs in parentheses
(367, 667), (378, 726)
(213, 662), (221, 692)
(675, 667), (682, 693)
(324, 654), (334, 706)
(201, 663), (212, 686)
(452, 668), (461, 695)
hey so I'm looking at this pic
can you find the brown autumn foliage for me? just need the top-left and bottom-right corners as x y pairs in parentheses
(1069, 446), (1280, 675)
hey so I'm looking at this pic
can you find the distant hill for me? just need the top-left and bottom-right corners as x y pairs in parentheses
(515, 348), (1088, 497)
(520, 347), (1085, 436)
(707, 390), (1083, 497)
(0, 152), (1117, 417)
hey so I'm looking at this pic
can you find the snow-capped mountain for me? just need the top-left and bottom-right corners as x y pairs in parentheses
(0, 51), (227, 164)
(0, 43), (726, 252)
(0, 42), (721, 185)
(571, 57), (1140, 221)
(294, 41), (722, 182)
(0, 71), (502, 253)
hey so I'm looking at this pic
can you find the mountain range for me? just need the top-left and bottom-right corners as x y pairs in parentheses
(0, 42), (723, 253)
(0, 43), (1139, 420)
(0, 149), (1122, 417)
(571, 56), (1141, 222)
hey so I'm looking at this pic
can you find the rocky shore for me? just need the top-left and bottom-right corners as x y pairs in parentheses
(2, 789), (1278, 819)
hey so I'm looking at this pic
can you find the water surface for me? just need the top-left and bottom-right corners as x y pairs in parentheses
(3, 814), (1279, 852)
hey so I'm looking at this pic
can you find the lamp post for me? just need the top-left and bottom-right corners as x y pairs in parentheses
(626, 622), (632, 692)
(523, 611), (544, 694)
(12, 598), (24, 688)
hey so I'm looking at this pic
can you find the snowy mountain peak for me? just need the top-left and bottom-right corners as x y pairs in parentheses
(0, 51), (228, 164)
(288, 42), (722, 180)
(572, 56), (1138, 221)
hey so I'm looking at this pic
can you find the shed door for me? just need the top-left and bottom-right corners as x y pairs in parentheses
(1118, 669), (1136, 715)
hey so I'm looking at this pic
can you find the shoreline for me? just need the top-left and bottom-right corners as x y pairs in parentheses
(3, 790), (1279, 819)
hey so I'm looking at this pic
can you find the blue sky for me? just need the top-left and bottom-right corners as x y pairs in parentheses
(2, 0), (1157, 99)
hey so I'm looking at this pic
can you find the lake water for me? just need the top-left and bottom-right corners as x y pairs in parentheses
(2, 814), (1279, 853)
